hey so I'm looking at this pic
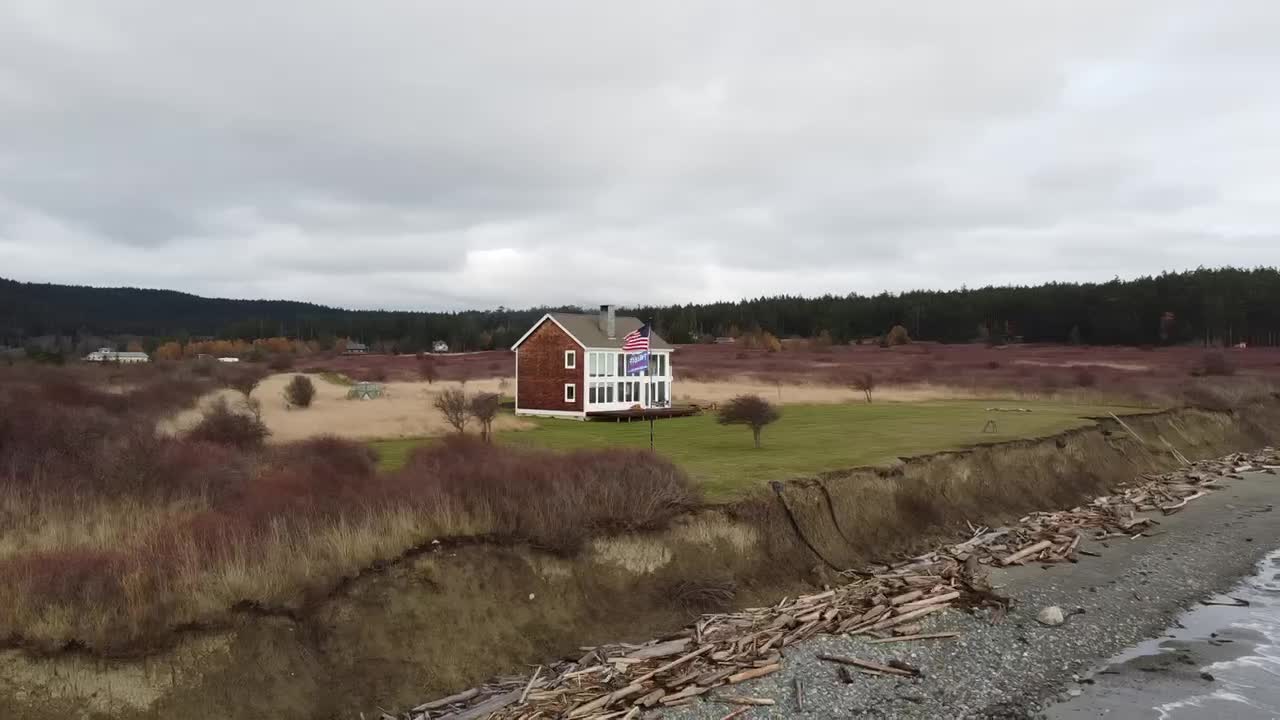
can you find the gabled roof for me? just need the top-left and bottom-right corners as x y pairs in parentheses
(511, 312), (673, 351)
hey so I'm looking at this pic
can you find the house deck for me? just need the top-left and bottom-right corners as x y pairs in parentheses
(585, 405), (701, 421)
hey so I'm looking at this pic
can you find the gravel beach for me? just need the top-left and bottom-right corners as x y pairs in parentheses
(659, 470), (1280, 720)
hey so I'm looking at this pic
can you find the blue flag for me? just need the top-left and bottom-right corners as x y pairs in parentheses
(626, 351), (649, 376)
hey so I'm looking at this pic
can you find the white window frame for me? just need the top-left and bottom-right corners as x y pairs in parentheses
(564, 350), (576, 369)
(564, 383), (576, 403)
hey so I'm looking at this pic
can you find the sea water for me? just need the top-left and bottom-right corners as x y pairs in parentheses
(1050, 549), (1280, 719)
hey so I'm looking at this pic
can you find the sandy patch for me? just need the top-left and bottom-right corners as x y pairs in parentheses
(162, 375), (532, 443)
(673, 378), (987, 405)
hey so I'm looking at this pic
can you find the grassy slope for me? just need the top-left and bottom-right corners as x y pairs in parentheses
(372, 400), (1146, 499)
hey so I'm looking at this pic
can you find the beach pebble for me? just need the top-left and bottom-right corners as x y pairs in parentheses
(1037, 606), (1066, 626)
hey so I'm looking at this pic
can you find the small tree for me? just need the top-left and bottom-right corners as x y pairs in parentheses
(1068, 325), (1082, 346)
(469, 392), (501, 442)
(717, 394), (780, 449)
(268, 354), (294, 372)
(849, 372), (875, 403)
(433, 387), (470, 433)
(284, 374), (316, 408)
(886, 325), (912, 346)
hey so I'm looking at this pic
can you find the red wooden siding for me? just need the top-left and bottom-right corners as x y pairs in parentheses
(516, 320), (584, 412)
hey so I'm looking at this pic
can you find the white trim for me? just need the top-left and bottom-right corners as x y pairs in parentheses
(564, 349), (576, 369)
(510, 314), (586, 350)
(564, 383), (576, 402)
(582, 345), (671, 352)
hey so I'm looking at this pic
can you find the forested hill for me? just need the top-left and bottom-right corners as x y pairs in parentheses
(3, 268), (1279, 352)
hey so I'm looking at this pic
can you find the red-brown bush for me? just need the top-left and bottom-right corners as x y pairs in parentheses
(1072, 367), (1098, 387)
(1194, 351), (1235, 377)
(396, 437), (700, 553)
(187, 398), (269, 449)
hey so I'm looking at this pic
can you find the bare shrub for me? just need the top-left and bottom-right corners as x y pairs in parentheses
(886, 325), (912, 346)
(267, 354), (294, 372)
(397, 437), (699, 553)
(188, 397), (269, 449)
(1193, 351), (1235, 377)
(716, 394), (781, 448)
(433, 387), (470, 433)
(284, 374), (316, 408)
(366, 366), (389, 382)
(808, 330), (834, 352)
(469, 392), (501, 442)
(848, 372), (875, 403)
(1072, 367), (1098, 387)
(223, 365), (267, 397)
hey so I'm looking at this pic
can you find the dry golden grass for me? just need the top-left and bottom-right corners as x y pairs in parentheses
(672, 376), (1153, 408)
(0, 495), (497, 653)
(161, 374), (532, 442)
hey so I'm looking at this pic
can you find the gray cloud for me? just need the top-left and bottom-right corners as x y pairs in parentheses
(1, 0), (1279, 310)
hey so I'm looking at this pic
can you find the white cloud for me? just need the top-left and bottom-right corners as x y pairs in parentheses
(1, 1), (1278, 310)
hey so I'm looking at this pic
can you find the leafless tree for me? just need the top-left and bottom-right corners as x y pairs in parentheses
(849, 372), (875, 403)
(716, 394), (781, 449)
(469, 392), (501, 442)
(433, 387), (470, 433)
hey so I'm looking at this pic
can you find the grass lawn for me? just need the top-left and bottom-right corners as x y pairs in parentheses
(371, 400), (1148, 500)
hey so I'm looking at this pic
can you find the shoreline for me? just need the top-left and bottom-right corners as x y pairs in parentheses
(660, 467), (1280, 719)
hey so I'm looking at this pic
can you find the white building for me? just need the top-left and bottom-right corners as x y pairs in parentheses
(85, 347), (150, 364)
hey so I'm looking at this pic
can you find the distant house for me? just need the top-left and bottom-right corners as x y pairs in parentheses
(343, 341), (369, 355)
(432, 340), (449, 353)
(85, 347), (149, 364)
(714, 336), (736, 344)
(510, 305), (673, 419)
(217, 357), (240, 363)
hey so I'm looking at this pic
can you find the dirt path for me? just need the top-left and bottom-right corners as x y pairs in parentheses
(660, 469), (1280, 719)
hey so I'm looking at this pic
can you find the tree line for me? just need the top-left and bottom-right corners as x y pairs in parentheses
(3, 267), (1279, 354)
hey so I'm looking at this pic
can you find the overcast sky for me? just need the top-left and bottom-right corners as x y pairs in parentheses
(1, 2), (1278, 311)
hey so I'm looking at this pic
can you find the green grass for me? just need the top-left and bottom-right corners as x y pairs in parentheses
(371, 400), (1147, 500)
(318, 372), (353, 386)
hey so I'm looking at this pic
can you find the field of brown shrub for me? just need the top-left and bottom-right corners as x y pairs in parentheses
(0, 365), (698, 654)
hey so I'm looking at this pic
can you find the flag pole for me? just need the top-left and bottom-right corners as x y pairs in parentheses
(647, 317), (655, 451)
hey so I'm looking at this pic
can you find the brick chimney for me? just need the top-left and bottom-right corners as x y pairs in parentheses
(599, 304), (616, 339)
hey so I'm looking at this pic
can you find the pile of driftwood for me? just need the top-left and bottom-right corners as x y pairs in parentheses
(402, 577), (976, 720)
(397, 448), (1278, 720)
(914, 449), (1280, 571)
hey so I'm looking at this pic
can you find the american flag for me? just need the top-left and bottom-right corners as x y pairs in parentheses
(621, 324), (650, 352)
